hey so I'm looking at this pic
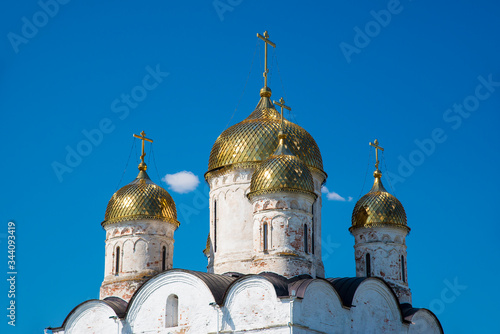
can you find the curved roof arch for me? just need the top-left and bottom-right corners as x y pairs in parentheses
(51, 270), (443, 333)
(48, 297), (127, 332)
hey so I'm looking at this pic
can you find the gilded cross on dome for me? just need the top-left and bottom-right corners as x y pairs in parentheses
(272, 97), (293, 156)
(369, 139), (384, 171)
(133, 131), (153, 170)
(273, 97), (291, 132)
(257, 31), (276, 88)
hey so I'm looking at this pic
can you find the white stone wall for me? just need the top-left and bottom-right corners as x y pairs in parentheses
(61, 300), (123, 334)
(60, 271), (442, 334)
(222, 276), (290, 332)
(250, 192), (323, 278)
(310, 169), (325, 274)
(207, 167), (255, 274)
(100, 219), (177, 301)
(295, 280), (349, 333)
(351, 226), (411, 304)
(127, 271), (218, 333)
(207, 167), (325, 277)
(350, 279), (406, 334)
(407, 309), (442, 334)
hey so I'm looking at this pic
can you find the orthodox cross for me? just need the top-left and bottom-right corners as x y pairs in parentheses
(369, 139), (384, 170)
(257, 31), (276, 88)
(133, 131), (153, 164)
(273, 97), (291, 131)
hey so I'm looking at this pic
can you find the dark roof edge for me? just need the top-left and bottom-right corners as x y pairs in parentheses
(126, 268), (237, 314)
(401, 305), (444, 333)
(54, 271), (443, 333)
(53, 297), (127, 330)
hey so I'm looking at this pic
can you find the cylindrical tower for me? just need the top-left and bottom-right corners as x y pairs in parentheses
(247, 130), (322, 277)
(204, 87), (326, 276)
(350, 140), (411, 303)
(100, 135), (179, 302)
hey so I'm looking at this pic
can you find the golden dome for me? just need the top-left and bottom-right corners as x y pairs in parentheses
(248, 133), (316, 199)
(350, 171), (408, 232)
(206, 89), (324, 178)
(102, 169), (179, 227)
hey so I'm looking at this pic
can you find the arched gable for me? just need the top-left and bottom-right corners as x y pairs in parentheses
(295, 279), (349, 333)
(350, 278), (404, 333)
(127, 269), (234, 333)
(222, 275), (288, 332)
(408, 309), (444, 334)
(61, 298), (126, 334)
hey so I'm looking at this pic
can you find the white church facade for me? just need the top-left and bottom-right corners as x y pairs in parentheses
(47, 32), (443, 334)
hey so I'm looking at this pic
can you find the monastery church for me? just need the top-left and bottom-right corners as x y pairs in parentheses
(47, 32), (443, 333)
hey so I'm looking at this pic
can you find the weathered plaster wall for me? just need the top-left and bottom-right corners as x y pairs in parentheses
(250, 192), (323, 278)
(127, 271), (217, 334)
(63, 301), (122, 334)
(352, 226), (411, 304)
(350, 279), (404, 334)
(207, 167), (325, 277)
(222, 276), (290, 332)
(207, 167), (255, 275)
(62, 271), (442, 334)
(100, 219), (176, 301)
(310, 170), (325, 275)
(407, 309), (442, 334)
(295, 280), (348, 333)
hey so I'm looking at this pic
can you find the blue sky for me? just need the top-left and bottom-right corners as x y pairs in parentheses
(1, 0), (499, 333)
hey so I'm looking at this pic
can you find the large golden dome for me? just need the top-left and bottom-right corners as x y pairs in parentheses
(350, 171), (408, 232)
(206, 89), (324, 178)
(102, 168), (179, 227)
(248, 133), (316, 199)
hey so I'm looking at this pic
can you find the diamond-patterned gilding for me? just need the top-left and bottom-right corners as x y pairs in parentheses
(249, 153), (315, 199)
(350, 176), (408, 231)
(207, 95), (324, 175)
(102, 170), (178, 227)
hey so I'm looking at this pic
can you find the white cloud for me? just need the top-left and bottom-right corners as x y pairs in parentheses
(321, 186), (353, 202)
(162, 171), (200, 194)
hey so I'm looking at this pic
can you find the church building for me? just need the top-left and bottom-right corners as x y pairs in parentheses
(47, 32), (443, 334)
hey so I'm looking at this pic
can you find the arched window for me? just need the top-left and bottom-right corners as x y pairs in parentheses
(162, 246), (167, 271)
(311, 203), (315, 255)
(401, 255), (406, 282)
(304, 224), (308, 254)
(115, 246), (120, 275)
(165, 294), (179, 327)
(263, 223), (268, 251)
(366, 253), (371, 277)
(214, 200), (217, 253)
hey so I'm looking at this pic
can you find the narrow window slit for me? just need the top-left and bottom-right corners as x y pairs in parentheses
(366, 253), (371, 277)
(304, 224), (308, 254)
(401, 255), (406, 282)
(115, 246), (120, 275)
(312, 203), (315, 255)
(263, 223), (268, 251)
(214, 200), (217, 253)
(162, 246), (167, 271)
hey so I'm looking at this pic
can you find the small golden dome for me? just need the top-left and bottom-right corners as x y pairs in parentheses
(206, 89), (324, 178)
(248, 134), (316, 199)
(350, 171), (408, 232)
(102, 169), (179, 227)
